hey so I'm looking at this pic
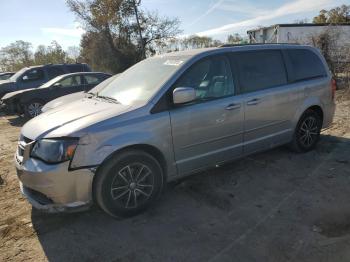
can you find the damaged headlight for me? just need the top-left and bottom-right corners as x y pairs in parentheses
(31, 138), (78, 164)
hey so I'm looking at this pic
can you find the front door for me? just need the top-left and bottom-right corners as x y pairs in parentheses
(169, 55), (244, 175)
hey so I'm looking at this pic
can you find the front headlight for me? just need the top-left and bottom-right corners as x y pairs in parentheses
(31, 138), (78, 164)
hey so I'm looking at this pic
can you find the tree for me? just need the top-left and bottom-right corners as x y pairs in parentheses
(33, 41), (67, 65)
(66, 0), (182, 72)
(0, 41), (33, 71)
(66, 46), (81, 62)
(227, 34), (243, 44)
(313, 5), (350, 24)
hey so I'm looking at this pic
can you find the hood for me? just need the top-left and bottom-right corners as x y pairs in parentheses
(21, 97), (133, 139)
(2, 88), (37, 101)
(42, 92), (85, 112)
(0, 80), (16, 98)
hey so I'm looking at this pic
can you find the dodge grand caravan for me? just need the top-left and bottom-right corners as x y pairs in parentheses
(15, 45), (335, 218)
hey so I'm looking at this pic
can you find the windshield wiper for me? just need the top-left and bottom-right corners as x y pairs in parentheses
(96, 94), (119, 104)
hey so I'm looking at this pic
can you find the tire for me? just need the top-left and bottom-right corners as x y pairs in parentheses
(24, 99), (45, 118)
(94, 150), (165, 218)
(289, 109), (322, 153)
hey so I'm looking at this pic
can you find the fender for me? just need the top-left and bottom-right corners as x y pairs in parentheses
(291, 96), (324, 131)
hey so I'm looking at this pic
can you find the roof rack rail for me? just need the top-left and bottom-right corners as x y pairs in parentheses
(219, 43), (300, 47)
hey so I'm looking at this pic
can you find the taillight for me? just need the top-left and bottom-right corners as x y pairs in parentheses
(331, 78), (337, 100)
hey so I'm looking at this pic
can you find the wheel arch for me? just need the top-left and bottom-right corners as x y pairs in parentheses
(92, 143), (168, 200)
(293, 98), (325, 131)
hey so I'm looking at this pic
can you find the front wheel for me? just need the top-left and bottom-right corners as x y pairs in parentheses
(94, 150), (165, 218)
(290, 109), (322, 153)
(24, 99), (44, 118)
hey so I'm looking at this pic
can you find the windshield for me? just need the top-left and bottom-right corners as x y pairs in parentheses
(97, 56), (189, 105)
(88, 74), (120, 95)
(9, 67), (29, 81)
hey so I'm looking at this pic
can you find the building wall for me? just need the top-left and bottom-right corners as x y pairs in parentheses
(249, 26), (350, 48)
(278, 26), (350, 48)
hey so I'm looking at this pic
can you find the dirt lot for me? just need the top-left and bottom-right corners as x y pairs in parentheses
(1, 91), (350, 262)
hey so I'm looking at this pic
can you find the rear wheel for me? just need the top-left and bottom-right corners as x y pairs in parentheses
(94, 150), (165, 218)
(290, 109), (322, 153)
(24, 99), (44, 118)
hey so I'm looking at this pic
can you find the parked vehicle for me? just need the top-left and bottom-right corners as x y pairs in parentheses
(0, 72), (15, 80)
(0, 63), (91, 99)
(15, 45), (335, 218)
(2, 72), (111, 118)
(41, 74), (119, 113)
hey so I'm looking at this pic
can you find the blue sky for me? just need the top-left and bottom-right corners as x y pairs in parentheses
(0, 0), (349, 50)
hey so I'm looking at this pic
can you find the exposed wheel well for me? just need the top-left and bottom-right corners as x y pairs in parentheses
(307, 105), (324, 125)
(92, 144), (168, 201)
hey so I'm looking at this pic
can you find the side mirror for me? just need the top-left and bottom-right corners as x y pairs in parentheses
(53, 83), (62, 88)
(173, 87), (196, 105)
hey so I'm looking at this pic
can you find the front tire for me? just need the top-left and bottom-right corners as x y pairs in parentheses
(94, 150), (165, 218)
(290, 109), (322, 153)
(24, 99), (44, 118)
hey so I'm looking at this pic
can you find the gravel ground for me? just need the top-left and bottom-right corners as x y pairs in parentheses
(0, 91), (350, 262)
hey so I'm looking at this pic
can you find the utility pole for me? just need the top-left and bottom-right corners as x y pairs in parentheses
(132, 0), (145, 59)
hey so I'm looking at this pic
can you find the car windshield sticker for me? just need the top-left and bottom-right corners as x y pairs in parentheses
(164, 60), (184, 66)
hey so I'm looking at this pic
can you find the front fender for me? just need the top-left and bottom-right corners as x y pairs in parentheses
(70, 111), (177, 178)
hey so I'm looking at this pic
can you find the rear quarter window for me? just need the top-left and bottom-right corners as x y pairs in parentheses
(47, 66), (66, 79)
(286, 49), (327, 82)
(233, 50), (287, 94)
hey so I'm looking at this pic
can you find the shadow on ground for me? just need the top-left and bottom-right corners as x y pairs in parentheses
(29, 134), (350, 262)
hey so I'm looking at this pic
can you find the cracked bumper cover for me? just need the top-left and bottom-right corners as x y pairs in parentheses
(16, 155), (95, 213)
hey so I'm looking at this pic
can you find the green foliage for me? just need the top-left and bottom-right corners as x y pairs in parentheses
(0, 41), (33, 71)
(313, 5), (350, 24)
(0, 41), (80, 72)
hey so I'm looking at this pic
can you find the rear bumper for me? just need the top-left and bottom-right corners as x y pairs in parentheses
(16, 156), (95, 213)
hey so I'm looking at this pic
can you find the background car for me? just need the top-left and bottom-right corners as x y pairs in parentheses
(42, 74), (119, 113)
(0, 63), (91, 99)
(0, 72), (15, 80)
(2, 72), (111, 118)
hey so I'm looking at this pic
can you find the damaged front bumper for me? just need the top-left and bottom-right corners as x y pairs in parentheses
(15, 150), (96, 213)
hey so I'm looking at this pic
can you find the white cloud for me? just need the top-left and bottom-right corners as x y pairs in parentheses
(196, 0), (333, 36)
(41, 23), (85, 37)
(38, 22), (84, 48)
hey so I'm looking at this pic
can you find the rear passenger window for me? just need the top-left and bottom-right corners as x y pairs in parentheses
(233, 50), (287, 93)
(47, 66), (65, 79)
(286, 49), (326, 82)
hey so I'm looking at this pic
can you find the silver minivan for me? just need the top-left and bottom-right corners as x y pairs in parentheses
(15, 45), (335, 218)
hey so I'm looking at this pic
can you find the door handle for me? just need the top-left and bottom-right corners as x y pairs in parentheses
(246, 98), (260, 105)
(226, 103), (241, 110)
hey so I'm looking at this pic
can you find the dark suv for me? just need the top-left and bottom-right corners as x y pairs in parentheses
(0, 63), (91, 99)
(2, 72), (111, 118)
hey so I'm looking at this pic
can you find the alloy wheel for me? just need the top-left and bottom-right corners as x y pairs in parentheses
(110, 163), (154, 209)
(298, 116), (319, 148)
(27, 102), (43, 117)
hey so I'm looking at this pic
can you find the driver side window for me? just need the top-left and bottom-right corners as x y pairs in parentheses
(173, 55), (234, 101)
(22, 69), (44, 82)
